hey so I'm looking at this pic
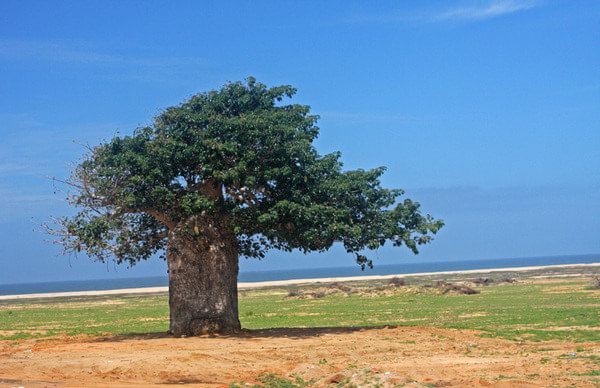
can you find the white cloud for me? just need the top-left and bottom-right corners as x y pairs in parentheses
(344, 0), (540, 25)
(436, 0), (540, 22)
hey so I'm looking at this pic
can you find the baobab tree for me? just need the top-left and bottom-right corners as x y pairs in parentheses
(53, 78), (443, 336)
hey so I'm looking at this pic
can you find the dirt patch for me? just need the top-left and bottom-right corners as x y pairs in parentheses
(138, 317), (165, 322)
(0, 326), (598, 387)
(458, 312), (488, 318)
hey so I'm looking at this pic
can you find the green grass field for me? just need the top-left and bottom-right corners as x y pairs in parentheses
(1, 273), (598, 343)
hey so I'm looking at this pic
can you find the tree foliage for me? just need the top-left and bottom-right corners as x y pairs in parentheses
(54, 78), (443, 269)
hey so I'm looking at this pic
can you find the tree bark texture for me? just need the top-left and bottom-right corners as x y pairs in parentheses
(167, 216), (241, 336)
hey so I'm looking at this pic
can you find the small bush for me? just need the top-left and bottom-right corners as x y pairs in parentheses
(287, 289), (328, 299)
(388, 277), (406, 287)
(327, 282), (356, 293)
(472, 277), (493, 285)
(307, 291), (327, 299)
(257, 373), (312, 388)
(230, 373), (312, 388)
(435, 281), (479, 295)
(592, 277), (600, 289)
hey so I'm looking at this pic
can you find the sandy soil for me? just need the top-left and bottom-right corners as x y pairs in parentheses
(2, 262), (599, 301)
(1, 326), (598, 387)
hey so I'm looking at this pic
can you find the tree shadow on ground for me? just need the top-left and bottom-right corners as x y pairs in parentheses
(90, 325), (399, 343)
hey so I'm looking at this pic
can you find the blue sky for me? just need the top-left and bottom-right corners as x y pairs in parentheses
(0, 0), (599, 284)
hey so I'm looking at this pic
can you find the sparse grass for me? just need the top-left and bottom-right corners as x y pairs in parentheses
(0, 275), (599, 342)
(0, 294), (169, 340)
(230, 373), (313, 388)
(575, 370), (600, 376)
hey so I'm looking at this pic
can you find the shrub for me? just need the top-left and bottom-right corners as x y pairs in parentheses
(472, 277), (493, 285)
(435, 281), (479, 295)
(388, 277), (406, 287)
(327, 282), (355, 293)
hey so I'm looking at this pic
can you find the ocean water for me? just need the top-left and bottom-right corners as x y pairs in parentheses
(0, 254), (598, 296)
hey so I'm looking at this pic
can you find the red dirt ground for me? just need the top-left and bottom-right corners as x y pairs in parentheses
(1, 326), (598, 387)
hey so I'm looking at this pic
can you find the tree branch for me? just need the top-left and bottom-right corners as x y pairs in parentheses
(146, 210), (176, 230)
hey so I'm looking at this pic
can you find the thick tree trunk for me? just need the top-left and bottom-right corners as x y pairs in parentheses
(166, 218), (241, 336)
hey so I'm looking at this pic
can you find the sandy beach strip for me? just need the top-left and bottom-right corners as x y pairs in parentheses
(1, 262), (598, 301)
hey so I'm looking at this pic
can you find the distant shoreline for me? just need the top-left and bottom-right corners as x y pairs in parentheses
(1, 262), (598, 301)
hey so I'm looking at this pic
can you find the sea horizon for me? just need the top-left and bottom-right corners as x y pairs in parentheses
(1, 253), (598, 296)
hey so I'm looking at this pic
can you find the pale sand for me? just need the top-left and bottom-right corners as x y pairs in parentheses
(1, 262), (598, 301)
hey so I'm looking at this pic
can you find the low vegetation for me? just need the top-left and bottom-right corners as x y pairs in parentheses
(1, 271), (598, 343)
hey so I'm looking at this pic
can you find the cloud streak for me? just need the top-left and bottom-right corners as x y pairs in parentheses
(0, 38), (205, 68)
(435, 0), (539, 21)
(344, 0), (540, 25)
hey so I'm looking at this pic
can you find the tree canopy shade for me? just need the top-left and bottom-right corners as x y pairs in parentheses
(53, 78), (443, 335)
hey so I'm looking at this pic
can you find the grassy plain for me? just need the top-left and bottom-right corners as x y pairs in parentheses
(0, 267), (599, 387)
(1, 268), (598, 342)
